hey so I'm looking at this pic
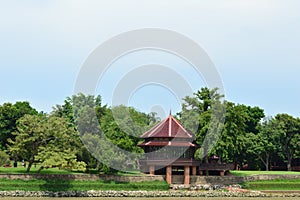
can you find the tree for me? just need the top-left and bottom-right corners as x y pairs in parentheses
(213, 102), (247, 165)
(84, 105), (157, 172)
(273, 114), (300, 171)
(179, 87), (266, 170)
(0, 102), (37, 149)
(35, 116), (86, 173)
(8, 114), (45, 172)
(8, 114), (86, 173)
(101, 105), (156, 153)
(179, 87), (225, 164)
(246, 118), (276, 171)
(52, 97), (75, 126)
(52, 94), (108, 170)
(71, 93), (158, 172)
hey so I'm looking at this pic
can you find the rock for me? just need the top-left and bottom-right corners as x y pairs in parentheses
(0, 189), (298, 197)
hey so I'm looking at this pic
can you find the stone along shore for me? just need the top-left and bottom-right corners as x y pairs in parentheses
(0, 190), (299, 198)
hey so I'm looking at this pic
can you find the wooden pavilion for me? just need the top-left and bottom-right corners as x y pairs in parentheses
(138, 113), (200, 185)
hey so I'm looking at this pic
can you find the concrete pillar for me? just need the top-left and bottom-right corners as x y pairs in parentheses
(149, 165), (155, 175)
(166, 166), (172, 184)
(184, 166), (190, 185)
(220, 171), (225, 176)
(192, 166), (197, 175)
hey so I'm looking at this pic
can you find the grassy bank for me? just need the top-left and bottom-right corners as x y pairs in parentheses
(0, 162), (83, 174)
(0, 166), (78, 174)
(230, 170), (300, 176)
(0, 164), (145, 175)
(0, 178), (169, 191)
(242, 178), (300, 190)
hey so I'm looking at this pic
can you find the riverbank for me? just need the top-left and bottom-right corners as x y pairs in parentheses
(0, 174), (300, 192)
(242, 178), (300, 190)
(0, 173), (299, 198)
(0, 178), (299, 198)
(0, 179), (169, 191)
(0, 189), (299, 198)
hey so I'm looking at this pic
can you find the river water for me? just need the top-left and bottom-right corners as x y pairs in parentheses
(1, 198), (299, 200)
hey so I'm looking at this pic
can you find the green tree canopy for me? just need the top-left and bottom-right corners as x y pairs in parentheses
(8, 114), (86, 173)
(246, 117), (277, 171)
(179, 87), (225, 164)
(0, 102), (37, 149)
(273, 114), (300, 171)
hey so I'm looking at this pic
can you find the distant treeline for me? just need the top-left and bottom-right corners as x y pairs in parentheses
(0, 87), (299, 173)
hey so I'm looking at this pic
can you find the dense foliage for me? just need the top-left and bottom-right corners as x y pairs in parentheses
(0, 102), (38, 150)
(179, 87), (300, 171)
(0, 151), (9, 167)
(0, 88), (299, 173)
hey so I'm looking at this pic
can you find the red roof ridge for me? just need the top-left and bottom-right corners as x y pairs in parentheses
(171, 116), (193, 138)
(140, 114), (193, 138)
(142, 117), (168, 138)
(168, 114), (172, 137)
(138, 141), (197, 147)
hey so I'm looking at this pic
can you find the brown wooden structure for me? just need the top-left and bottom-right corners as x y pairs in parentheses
(138, 113), (200, 185)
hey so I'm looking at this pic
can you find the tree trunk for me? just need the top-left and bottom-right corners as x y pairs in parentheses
(258, 152), (270, 171)
(265, 153), (270, 171)
(204, 156), (209, 164)
(203, 144), (209, 164)
(218, 156), (222, 164)
(37, 166), (44, 174)
(287, 151), (293, 171)
(266, 158), (269, 171)
(26, 155), (35, 173)
(287, 157), (292, 171)
(13, 159), (17, 168)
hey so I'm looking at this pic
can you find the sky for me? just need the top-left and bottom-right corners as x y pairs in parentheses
(1, 0), (300, 119)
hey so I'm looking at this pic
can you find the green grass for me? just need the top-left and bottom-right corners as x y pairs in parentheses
(0, 166), (83, 174)
(242, 178), (300, 190)
(230, 170), (300, 176)
(0, 162), (86, 174)
(117, 170), (145, 176)
(1, 164), (145, 176)
(0, 178), (169, 191)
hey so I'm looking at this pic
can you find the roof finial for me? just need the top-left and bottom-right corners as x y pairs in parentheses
(169, 109), (172, 116)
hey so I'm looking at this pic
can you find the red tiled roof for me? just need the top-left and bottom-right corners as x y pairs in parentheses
(140, 113), (193, 139)
(138, 141), (197, 147)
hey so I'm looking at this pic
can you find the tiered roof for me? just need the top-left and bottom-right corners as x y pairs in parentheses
(138, 113), (196, 147)
(140, 113), (193, 139)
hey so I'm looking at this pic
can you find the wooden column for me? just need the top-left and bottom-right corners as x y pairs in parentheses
(192, 166), (197, 175)
(184, 166), (190, 185)
(149, 165), (155, 175)
(166, 166), (172, 184)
